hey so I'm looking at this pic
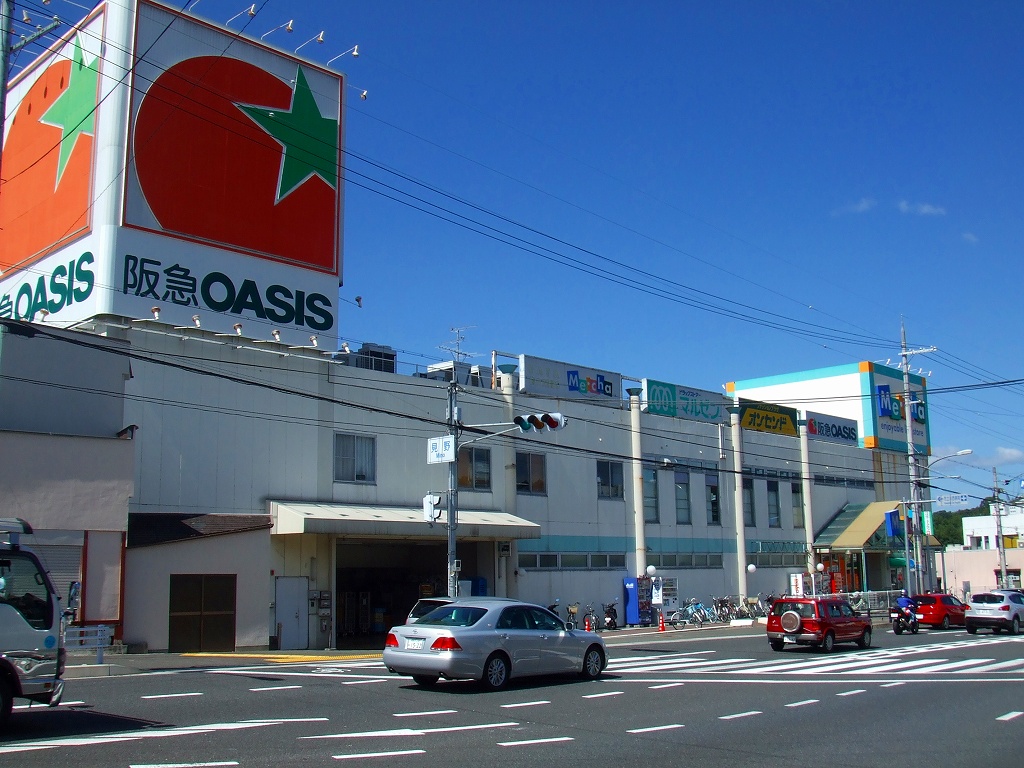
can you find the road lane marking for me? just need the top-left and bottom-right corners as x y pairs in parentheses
(785, 699), (819, 707)
(333, 750), (425, 760)
(501, 701), (551, 708)
(343, 679), (386, 685)
(880, 682), (905, 688)
(250, 685), (302, 692)
(649, 682), (685, 689)
(836, 689), (865, 697)
(626, 724), (685, 733)
(997, 711), (1024, 721)
(303, 722), (519, 739)
(130, 763), (239, 768)
(498, 737), (574, 747)
(393, 710), (457, 717)
(719, 711), (761, 720)
(582, 691), (624, 699)
(141, 692), (204, 700)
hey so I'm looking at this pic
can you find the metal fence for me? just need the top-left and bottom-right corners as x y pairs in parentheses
(65, 624), (112, 664)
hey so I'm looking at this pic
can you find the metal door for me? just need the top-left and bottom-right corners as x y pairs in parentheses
(276, 576), (308, 650)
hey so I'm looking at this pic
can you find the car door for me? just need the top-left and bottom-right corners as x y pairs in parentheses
(495, 606), (539, 676)
(941, 595), (965, 625)
(527, 606), (578, 674)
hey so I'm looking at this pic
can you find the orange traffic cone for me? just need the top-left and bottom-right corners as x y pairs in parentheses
(658, 612), (666, 632)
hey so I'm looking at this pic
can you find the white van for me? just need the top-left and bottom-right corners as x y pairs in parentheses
(1, 518), (78, 727)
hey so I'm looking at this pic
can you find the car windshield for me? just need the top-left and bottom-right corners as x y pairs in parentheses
(971, 594), (1004, 604)
(417, 605), (488, 627)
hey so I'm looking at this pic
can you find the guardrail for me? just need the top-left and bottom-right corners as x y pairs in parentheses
(65, 625), (111, 664)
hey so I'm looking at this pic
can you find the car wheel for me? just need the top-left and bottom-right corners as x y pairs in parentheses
(580, 645), (604, 679)
(966, 624), (977, 635)
(819, 632), (835, 653)
(769, 639), (784, 652)
(857, 628), (872, 648)
(994, 626), (1003, 634)
(412, 674), (439, 687)
(1011, 617), (1021, 636)
(0, 676), (11, 728)
(482, 652), (510, 691)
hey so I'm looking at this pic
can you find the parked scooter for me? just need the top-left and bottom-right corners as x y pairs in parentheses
(602, 599), (619, 630)
(547, 598), (561, 619)
(890, 604), (919, 635)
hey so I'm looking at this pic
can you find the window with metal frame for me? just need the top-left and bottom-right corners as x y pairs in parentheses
(597, 460), (624, 499)
(334, 433), (376, 483)
(743, 477), (755, 527)
(515, 452), (547, 494)
(674, 470), (691, 524)
(458, 446), (491, 490)
(643, 466), (659, 522)
(767, 480), (781, 528)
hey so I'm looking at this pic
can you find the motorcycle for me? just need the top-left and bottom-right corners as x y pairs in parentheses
(602, 599), (619, 630)
(547, 598), (561, 619)
(890, 604), (920, 635)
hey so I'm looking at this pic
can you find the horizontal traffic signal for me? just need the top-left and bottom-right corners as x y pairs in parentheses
(514, 412), (567, 432)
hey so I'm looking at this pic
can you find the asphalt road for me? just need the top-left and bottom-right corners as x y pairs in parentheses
(4, 623), (1023, 767)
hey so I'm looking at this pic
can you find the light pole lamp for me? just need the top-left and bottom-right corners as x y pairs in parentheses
(917, 449), (972, 591)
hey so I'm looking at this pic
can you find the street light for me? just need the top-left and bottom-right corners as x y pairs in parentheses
(915, 449), (972, 591)
(811, 562), (824, 596)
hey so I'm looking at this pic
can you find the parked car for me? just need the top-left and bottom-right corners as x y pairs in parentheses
(914, 593), (967, 629)
(965, 590), (1024, 635)
(384, 598), (607, 690)
(766, 595), (872, 652)
(405, 597), (455, 624)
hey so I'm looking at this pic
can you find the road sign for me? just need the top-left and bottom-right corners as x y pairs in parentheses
(936, 494), (970, 507)
(427, 436), (455, 464)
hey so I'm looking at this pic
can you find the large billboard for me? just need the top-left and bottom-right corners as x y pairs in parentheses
(641, 378), (730, 424)
(0, 1), (345, 347)
(518, 355), (622, 401)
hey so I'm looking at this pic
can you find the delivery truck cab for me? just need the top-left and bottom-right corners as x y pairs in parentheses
(0, 518), (78, 727)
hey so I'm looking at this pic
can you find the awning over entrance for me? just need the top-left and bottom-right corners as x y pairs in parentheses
(269, 502), (541, 541)
(830, 501), (900, 549)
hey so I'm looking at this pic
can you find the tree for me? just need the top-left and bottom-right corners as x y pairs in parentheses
(932, 504), (988, 547)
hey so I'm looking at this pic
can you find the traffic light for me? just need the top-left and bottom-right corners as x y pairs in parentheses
(513, 412), (567, 432)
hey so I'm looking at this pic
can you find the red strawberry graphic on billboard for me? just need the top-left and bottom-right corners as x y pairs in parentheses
(127, 18), (343, 276)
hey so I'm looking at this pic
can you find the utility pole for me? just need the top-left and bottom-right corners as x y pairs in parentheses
(900, 320), (935, 595)
(446, 380), (460, 598)
(993, 467), (1008, 589)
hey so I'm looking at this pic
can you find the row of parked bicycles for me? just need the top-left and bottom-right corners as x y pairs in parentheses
(666, 593), (778, 628)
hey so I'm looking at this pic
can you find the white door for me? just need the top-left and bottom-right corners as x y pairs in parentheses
(276, 577), (308, 650)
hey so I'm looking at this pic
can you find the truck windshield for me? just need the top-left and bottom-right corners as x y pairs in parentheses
(0, 553), (54, 630)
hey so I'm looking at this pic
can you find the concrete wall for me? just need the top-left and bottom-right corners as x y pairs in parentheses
(124, 528), (271, 651)
(936, 547), (1024, 597)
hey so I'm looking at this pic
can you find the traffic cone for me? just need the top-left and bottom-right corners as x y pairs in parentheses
(584, 615), (591, 632)
(658, 612), (666, 632)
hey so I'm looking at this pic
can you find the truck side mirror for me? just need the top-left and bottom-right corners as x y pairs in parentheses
(67, 581), (81, 611)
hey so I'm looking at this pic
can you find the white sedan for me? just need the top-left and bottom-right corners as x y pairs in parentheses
(383, 598), (607, 690)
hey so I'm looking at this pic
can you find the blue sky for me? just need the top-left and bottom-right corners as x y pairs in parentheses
(14, 0), (1024, 505)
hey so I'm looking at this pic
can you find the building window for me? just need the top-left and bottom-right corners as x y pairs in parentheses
(706, 480), (720, 525)
(458, 446), (491, 490)
(792, 482), (804, 528)
(597, 460), (624, 499)
(643, 466), (659, 523)
(743, 478), (755, 527)
(516, 452), (547, 494)
(674, 470), (691, 524)
(768, 480), (781, 528)
(334, 433), (376, 483)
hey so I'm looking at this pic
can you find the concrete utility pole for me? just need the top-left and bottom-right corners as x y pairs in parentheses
(900, 321), (935, 595)
(993, 467), (1008, 589)
(446, 380), (460, 598)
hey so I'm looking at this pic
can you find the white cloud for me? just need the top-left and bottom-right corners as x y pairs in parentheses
(831, 197), (876, 216)
(897, 200), (946, 216)
(962, 232), (978, 243)
(995, 447), (1024, 465)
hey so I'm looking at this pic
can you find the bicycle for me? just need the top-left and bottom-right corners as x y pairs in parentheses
(582, 603), (599, 631)
(565, 601), (580, 630)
